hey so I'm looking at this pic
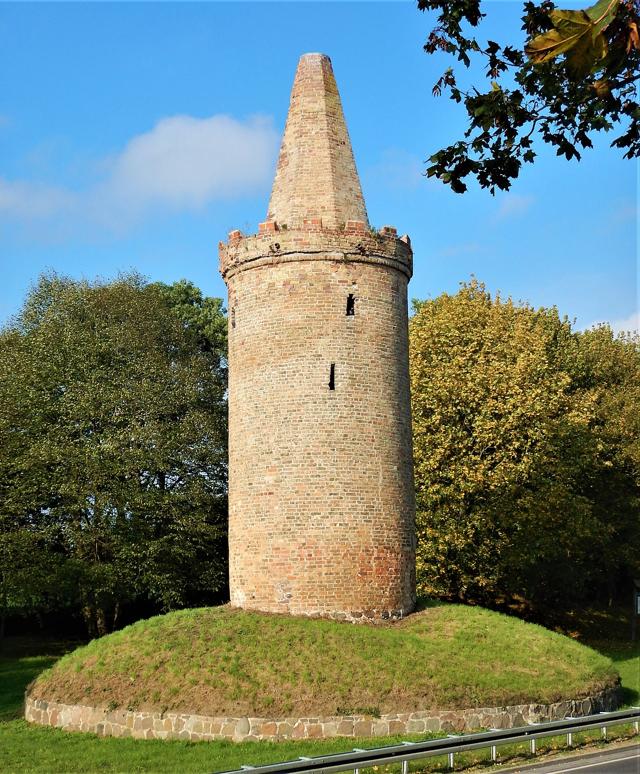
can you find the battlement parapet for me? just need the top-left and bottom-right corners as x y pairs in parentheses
(219, 221), (412, 281)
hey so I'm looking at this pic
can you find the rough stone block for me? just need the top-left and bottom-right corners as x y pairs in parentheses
(306, 723), (323, 738)
(235, 718), (250, 735)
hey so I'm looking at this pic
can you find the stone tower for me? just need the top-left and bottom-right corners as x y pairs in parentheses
(218, 53), (416, 621)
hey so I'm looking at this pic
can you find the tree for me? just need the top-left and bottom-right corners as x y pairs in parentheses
(0, 328), (63, 642)
(0, 274), (228, 636)
(409, 279), (640, 613)
(150, 279), (227, 363)
(0, 526), (60, 644)
(419, 0), (640, 192)
(569, 324), (640, 603)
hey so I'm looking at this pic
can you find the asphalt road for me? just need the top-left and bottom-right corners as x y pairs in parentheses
(498, 744), (640, 773)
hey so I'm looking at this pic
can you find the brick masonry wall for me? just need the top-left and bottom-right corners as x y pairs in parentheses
(267, 53), (368, 230)
(220, 223), (413, 281)
(24, 686), (622, 742)
(221, 227), (416, 620)
(219, 50), (418, 621)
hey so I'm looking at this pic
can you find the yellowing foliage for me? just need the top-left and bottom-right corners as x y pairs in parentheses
(409, 279), (640, 613)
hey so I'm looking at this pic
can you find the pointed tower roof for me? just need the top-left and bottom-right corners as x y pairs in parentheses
(267, 53), (368, 230)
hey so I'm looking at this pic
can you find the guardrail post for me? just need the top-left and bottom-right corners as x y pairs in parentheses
(490, 744), (497, 762)
(448, 751), (454, 769)
(401, 761), (409, 774)
(567, 731), (573, 747)
(530, 737), (536, 755)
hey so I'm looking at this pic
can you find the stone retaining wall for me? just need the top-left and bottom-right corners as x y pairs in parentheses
(25, 686), (621, 742)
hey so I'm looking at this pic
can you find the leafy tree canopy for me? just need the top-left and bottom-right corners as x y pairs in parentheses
(420, 0), (640, 192)
(410, 279), (640, 614)
(0, 273), (228, 637)
(150, 279), (227, 365)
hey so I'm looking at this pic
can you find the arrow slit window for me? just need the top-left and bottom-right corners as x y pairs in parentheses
(346, 294), (355, 316)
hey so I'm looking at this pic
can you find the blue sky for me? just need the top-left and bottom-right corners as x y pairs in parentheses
(1, 1), (637, 331)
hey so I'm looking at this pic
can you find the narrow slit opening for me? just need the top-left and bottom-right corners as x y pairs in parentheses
(346, 294), (355, 316)
(328, 363), (335, 390)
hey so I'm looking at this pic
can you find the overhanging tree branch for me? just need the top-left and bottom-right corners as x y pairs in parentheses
(419, 0), (640, 192)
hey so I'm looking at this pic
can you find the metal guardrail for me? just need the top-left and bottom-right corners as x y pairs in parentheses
(216, 707), (640, 774)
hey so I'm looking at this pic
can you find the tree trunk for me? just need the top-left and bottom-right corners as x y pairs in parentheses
(82, 605), (97, 639)
(95, 607), (108, 637)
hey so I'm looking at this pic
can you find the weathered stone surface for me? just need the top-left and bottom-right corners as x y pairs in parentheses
(235, 718), (249, 735)
(24, 685), (621, 742)
(133, 716), (153, 732)
(322, 721), (338, 736)
(220, 721), (235, 736)
(277, 721), (293, 737)
(306, 723), (324, 738)
(291, 721), (306, 739)
(353, 719), (372, 736)
(335, 719), (353, 736)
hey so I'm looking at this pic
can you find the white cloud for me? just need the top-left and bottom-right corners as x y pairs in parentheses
(0, 113), (278, 233)
(103, 114), (277, 213)
(495, 193), (534, 221)
(0, 178), (75, 219)
(585, 310), (640, 334)
(608, 310), (640, 334)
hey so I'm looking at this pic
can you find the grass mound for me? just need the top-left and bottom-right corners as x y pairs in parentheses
(29, 603), (617, 717)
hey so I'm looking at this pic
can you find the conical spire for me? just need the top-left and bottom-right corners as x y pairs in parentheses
(267, 53), (368, 230)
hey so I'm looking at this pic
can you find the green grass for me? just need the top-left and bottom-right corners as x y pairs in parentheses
(553, 604), (640, 708)
(1, 720), (436, 773)
(0, 647), (431, 773)
(30, 603), (616, 717)
(591, 641), (639, 708)
(0, 656), (56, 722)
(1, 602), (636, 773)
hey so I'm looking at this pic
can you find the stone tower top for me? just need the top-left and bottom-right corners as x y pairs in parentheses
(266, 53), (368, 230)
